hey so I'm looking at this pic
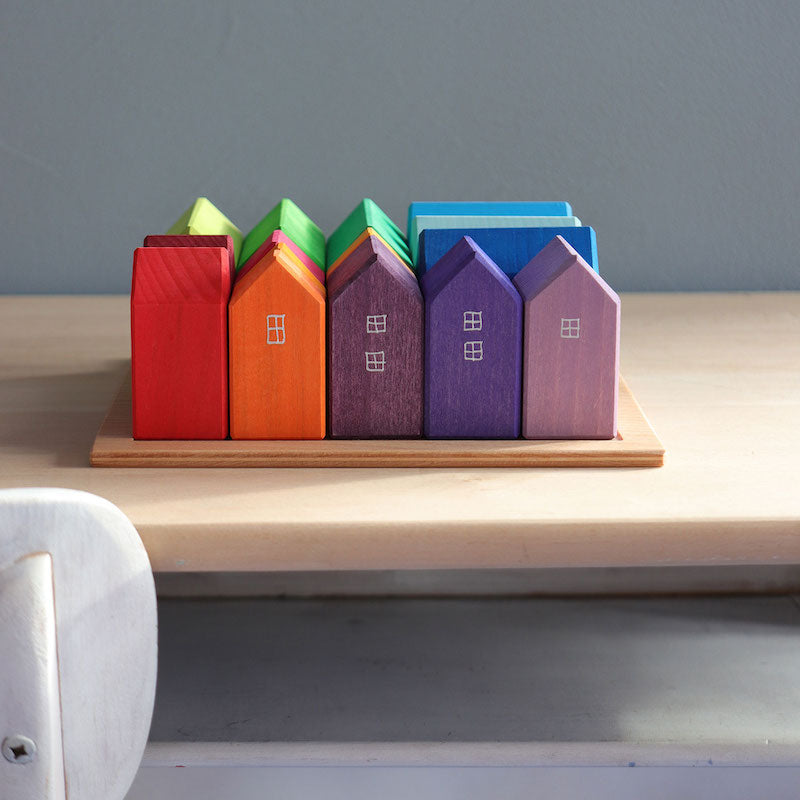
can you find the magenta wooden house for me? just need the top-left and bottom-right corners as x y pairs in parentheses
(421, 236), (522, 438)
(327, 233), (423, 438)
(513, 235), (620, 439)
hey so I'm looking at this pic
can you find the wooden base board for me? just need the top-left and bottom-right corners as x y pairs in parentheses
(90, 373), (664, 468)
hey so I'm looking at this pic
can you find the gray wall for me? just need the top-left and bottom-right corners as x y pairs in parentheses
(2, 0), (799, 293)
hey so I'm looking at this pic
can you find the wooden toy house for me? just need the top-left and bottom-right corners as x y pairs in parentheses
(421, 237), (522, 438)
(407, 201), (572, 263)
(410, 215), (581, 264)
(326, 199), (411, 275)
(513, 235), (620, 439)
(327, 227), (413, 279)
(131, 240), (233, 439)
(228, 242), (326, 439)
(238, 198), (325, 283)
(143, 234), (236, 274)
(327, 234), (423, 438)
(417, 226), (598, 276)
(237, 228), (325, 288)
(165, 197), (243, 263)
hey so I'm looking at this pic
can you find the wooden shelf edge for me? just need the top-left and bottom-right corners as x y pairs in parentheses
(91, 372), (664, 468)
(141, 740), (800, 769)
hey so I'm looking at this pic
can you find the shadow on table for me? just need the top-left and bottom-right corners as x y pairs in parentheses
(0, 360), (130, 467)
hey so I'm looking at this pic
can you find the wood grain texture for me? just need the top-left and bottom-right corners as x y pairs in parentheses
(327, 226), (413, 277)
(328, 234), (423, 438)
(14, 294), (800, 575)
(411, 215), (582, 263)
(418, 226), (598, 276)
(326, 199), (411, 269)
(237, 228), (325, 285)
(238, 198), (325, 271)
(165, 197), (243, 262)
(91, 372), (661, 467)
(131, 246), (232, 439)
(228, 243), (326, 439)
(408, 201), (572, 257)
(143, 234), (236, 279)
(514, 236), (620, 439)
(421, 237), (522, 438)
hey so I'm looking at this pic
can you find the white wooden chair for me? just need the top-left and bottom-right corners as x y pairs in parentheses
(0, 488), (157, 800)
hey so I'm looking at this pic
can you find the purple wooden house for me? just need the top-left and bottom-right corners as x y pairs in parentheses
(421, 237), (522, 438)
(513, 235), (620, 439)
(327, 233), (423, 438)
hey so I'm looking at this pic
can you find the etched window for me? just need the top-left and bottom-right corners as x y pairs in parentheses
(463, 311), (482, 331)
(365, 351), (386, 372)
(266, 314), (286, 344)
(464, 340), (484, 361)
(366, 314), (387, 334)
(560, 318), (580, 339)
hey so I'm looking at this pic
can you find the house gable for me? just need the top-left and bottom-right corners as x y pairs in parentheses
(514, 235), (619, 309)
(238, 198), (325, 273)
(326, 199), (411, 270)
(327, 226), (413, 277)
(165, 197), (243, 263)
(329, 233), (419, 301)
(236, 229), (325, 289)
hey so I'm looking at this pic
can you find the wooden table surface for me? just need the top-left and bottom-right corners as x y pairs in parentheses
(1, 293), (798, 572)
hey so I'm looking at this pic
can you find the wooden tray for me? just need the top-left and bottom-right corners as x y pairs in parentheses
(90, 372), (663, 468)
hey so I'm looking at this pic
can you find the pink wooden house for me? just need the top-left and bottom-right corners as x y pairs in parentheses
(513, 236), (620, 439)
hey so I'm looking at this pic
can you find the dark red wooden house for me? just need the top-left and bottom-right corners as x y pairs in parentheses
(131, 237), (234, 439)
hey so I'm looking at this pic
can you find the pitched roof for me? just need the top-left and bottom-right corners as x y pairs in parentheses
(326, 199), (410, 269)
(238, 198), (325, 270)
(328, 233), (419, 300)
(513, 235), (618, 303)
(420, 236), (518, 304)
(230, 242), (326, 306)
(165, 197), (243, 263)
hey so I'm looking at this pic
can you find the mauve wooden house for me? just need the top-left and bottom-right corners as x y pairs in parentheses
(513, 235), (620, 439)
(327, 234), (423, 438)
(421, 237), (522, 438)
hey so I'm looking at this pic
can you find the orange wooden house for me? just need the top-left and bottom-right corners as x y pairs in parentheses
(228, 241), (326, 439)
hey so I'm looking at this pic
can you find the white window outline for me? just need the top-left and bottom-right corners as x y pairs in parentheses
(366, 314), (387, 334)
(560, 318), (580, 339)
(365, 351), (386, 372)
(463, 310), (483, 331)
(266, 314), (286, 344)
(464, 340), (484, 361)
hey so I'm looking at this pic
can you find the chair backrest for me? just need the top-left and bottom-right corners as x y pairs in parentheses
(0, 488), (157, 800)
